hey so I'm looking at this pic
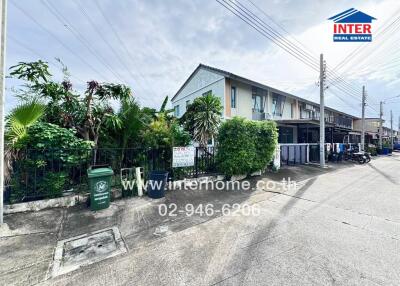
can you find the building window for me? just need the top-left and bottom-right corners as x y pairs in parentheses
(231, 86), (237, 108)
(174, 105), (180, 117)
(186, 100), (190, 108)
(252, 87), (265, 113)
(252, 95), (263, 112)
(272, 93), (283, 116)
(290, 103), (295, 118)
(278, 127), (294, 143)
(202, 90), (212, 97)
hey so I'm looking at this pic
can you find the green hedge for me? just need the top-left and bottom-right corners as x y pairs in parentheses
(216, 117), (278, 178)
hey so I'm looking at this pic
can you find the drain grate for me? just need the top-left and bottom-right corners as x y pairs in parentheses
(51, 227), (127, 277)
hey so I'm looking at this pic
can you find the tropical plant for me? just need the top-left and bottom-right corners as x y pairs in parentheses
(117, 98), (144, 150)
(4, 100), (46, 184)
(6, 100), (46, 145)
(9, 61), (132, 149)
(9, 60), (51, 86)
(180, 94), (222, 147)
(8, 123), (93, 203)
(99, 98), (149, 161)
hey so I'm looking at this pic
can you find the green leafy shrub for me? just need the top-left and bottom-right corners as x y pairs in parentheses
(142, 117), (190, 149)
(9, 123), (93, 203)
(251, 120), (278, 171)
(18, 122), (93, 164)
(366, 145), (377, 156)
(216, 117), (278, 178)
(38, 172), (67, 199)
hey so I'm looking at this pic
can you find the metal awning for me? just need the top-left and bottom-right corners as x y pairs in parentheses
(275, 119), (335, 127)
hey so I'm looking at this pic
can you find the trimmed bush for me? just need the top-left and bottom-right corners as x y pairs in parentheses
(216, 117), (278, 178)
(251, 120), (278, 171)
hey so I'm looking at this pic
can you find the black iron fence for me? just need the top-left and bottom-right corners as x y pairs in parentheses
(5, 146), (217, 204)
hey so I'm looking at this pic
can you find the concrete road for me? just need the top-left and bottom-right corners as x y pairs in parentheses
(2, 153), (400, 285)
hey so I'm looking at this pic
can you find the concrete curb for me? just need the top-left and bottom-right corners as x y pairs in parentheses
(4, 194), (88, 214)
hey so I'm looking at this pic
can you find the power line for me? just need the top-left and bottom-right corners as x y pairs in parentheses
(219, 0), (365, 105)
(92, 0), (160, 99)
(216, 0), (320, 72)
(229, 0), (320, 70)
(72, 0), (159, 107)
(331, 7), (400, 74)
(10, 0), (108, 81)
(41, 0), (126, 84)
(8, 34), (85, 84)
(72, 0), (140, 86)
(245, 0), (316, 59)
(326, 9), (400, 104)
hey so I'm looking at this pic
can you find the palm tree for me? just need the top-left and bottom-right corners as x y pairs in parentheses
(5, 100), (46, 183)
(192, 94), (222, 147)
(118, 98), (144, 157)
(6, 100), (46, 145)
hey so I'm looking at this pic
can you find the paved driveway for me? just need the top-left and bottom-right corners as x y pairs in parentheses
(1, 154), (400, 285)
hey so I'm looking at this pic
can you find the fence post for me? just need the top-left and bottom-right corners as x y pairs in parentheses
(195, 147), (199, 178)
(152, 149), (156, 171)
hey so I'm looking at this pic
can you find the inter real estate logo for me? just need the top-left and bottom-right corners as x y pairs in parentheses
(328, 8), (376, 42)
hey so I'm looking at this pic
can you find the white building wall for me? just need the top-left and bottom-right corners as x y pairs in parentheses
(230, 80), (252, 120)
(281, 97), (295, 120)
(172, 68), (225, 118)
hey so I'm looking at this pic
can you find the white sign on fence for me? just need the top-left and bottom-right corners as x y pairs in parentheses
(172, 147), (195, 167)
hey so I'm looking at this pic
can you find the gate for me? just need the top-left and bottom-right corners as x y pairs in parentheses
(280, 144), (309, 165)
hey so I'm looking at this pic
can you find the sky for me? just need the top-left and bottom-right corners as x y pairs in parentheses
(6, 0), (400, 128)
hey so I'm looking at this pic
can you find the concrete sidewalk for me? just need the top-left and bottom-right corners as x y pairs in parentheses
(1, 155), (398, 285)
(1, 176), (277, 285)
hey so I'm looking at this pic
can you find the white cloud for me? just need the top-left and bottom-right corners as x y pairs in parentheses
(6, 0), (400, 126)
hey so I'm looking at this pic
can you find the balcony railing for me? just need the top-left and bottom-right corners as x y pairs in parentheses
(252, 110), (265, 121)
(334, 117), (352, 129)
(300, 113), (352, 129)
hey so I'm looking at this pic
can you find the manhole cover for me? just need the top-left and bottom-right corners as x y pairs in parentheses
(51, 227), (127, 277)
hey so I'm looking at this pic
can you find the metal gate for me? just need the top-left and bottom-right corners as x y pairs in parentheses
(280, 144), (309, 165)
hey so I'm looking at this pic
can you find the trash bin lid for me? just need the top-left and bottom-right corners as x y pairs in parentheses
(87, 167), (114, 178)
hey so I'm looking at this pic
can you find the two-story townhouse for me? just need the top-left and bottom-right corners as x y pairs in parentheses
(353, 118), (383, 144)
(172, 64), (358, 144)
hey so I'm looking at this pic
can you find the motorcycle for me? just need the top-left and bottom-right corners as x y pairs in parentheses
(344, 150), (371, 164)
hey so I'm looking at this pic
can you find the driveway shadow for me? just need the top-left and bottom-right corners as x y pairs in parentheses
(367, 163), (398, 185)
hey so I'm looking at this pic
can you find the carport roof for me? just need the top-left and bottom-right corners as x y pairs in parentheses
(274, 119), (335, 127)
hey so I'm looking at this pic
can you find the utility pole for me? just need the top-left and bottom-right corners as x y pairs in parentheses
(0, 0), (6, 225)
(319, 54), (325, 168)
(390, 110), (393, 150)
(379, 101), (383, 150)
(361, 86), (366, 151)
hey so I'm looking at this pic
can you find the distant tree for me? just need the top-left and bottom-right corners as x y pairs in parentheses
(180, 94), (222, 147)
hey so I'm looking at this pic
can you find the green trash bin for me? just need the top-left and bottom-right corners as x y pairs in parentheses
(87, 167), (114, 211)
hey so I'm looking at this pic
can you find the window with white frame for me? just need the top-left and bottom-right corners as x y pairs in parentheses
(231, 86), (237, 108)
(272, 93), (284, 116)
(174, 105), (180, 117)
